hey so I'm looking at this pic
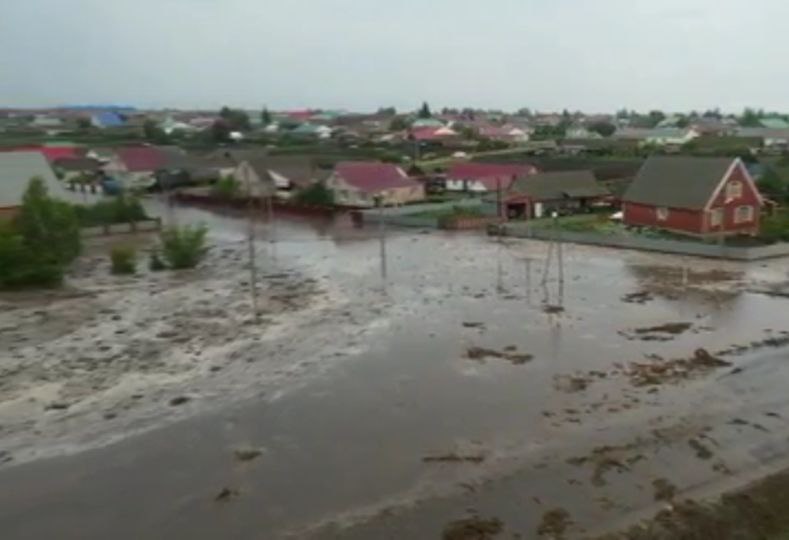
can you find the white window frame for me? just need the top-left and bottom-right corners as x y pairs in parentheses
(726, 181), (742, 200)
(734, 205), (753, 224)
(656, 207), (669, 221)
(710, 207), (723, 227)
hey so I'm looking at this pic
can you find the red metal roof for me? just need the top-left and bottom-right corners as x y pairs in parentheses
(114, 147), (169, 172)
(0, 145), (80, 162)
(447, 162), (537, 191)
(334, 162), (418, 193)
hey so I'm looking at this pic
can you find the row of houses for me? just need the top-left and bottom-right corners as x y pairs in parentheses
(0, 141), (766, 240)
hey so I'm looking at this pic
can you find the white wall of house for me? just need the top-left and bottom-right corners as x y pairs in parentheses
(326, 174), (425, 207)
(446, 179), (489, 192)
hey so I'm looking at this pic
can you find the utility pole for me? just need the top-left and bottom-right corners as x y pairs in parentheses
(266, 193), (276, 261)
(377, 195), (387, 282)
(242, 162), (260, 322)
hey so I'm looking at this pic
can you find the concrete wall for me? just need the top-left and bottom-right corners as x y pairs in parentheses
(500, 224), (789, 261)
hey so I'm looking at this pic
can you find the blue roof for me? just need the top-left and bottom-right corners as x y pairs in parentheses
(92, 111), (125, 127)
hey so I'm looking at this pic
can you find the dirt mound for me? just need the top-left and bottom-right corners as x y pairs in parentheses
(466, 346), (533, 365)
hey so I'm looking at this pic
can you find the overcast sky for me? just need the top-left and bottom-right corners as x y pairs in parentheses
(1, 0), (787, 113)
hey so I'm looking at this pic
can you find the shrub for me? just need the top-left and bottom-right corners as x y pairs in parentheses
(148, 250), (167, 271)
(160, 225), (208, 269)
(293, 182), (334, 206)
(73, 196), (147, 227)
(0, 223), (63, 289)
(15, 177), (81, 265)
(110, 246), (136, 275)
(212, 175), (241, 199)
(759, 212), (789, 243)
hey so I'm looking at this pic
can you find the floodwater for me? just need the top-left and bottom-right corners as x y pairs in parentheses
(2, 200), (789, 539)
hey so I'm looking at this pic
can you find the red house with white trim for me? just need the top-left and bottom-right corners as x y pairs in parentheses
(622, 156), (763, 237)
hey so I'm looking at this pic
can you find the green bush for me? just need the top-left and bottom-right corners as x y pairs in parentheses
(293, 182), (335, 206)
(73, 196), (147, 227)
(15, 177), (81, 265)
(148, 250), (167, 271)
(110, 246), (136, 275)
(759, 212), (789, 243)
(0, 224), (64, 288)
(160, 225), (208, 269)
(212, 176), (241, 199)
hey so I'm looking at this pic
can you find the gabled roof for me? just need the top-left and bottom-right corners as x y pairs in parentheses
(333, 162), (417, 193)
(759, 118), (789, 129)
(447, 162), (536, 190)
(622, 156), (737, 210)
(506, 170), (608, 201)
(114, 146), (171, 172)
(92, 111), (125, 128)
(53, 157), (101, 172)
(0, 151), (67, 208)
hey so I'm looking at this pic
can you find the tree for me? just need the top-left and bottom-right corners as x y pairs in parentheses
(418, 102), (432, 119)
(261, 107), (272, 126)
(16, 177), (80, 265)
(143, 120), (170, 144)
(377, 107), (397, 116)
(210, 119), (231, 142)
(757, 168), (788, 202)
(588, 121), (616, 138)
(76, 117), (92, 130)
(648, 110), (666, 128)
(741, 107), (763, 127)
(389, 116), (408, 131)
(675, 116), (691, 128)
(218, 106), (251, 131)
(294, 182), (334, 206)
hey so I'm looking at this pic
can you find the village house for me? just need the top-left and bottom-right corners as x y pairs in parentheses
(445, 162), (537, 193)
(0, 152), (69, 219)
(53, 157), (101, 183)
(103, 146), (174, 190)
(229, 154), (329, 196)
(325, 162), (424, 207)
(491, 170), (609, 219)
(91, 111), (126, 129)
(622, 156), (763, 237)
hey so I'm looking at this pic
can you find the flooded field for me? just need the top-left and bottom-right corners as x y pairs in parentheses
(2, 202), (789, 539)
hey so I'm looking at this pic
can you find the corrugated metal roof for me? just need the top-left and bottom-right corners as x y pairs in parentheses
(622, 156), (735, 210)
(0, 152), (68, 207)
(508, 170), (608, 201)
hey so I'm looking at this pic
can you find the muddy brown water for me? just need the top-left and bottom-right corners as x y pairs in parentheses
(2, 201), (789, 539)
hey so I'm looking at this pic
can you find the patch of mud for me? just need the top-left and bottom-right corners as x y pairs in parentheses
(621, 291), (653, 304)
(466, 346), (533, 365)
(594, 468), (789, 539)
(567, 442), (644, 487)
(716, 330), (789, 357)
(624, 348), (731, 387)
(423, 453), (485, 464)
(652, 478), (677, 502)
(442, 516), (503, 540)
(619, 322), (693, 342)
(537, 508), (572, 538)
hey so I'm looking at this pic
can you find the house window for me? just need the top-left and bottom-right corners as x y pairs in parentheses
(656, 207), (669, 221)
(710, 208), (723, 227)
(726, 181), (742, 200)
(734, 205), (753, 224)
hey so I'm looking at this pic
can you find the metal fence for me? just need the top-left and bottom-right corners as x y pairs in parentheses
(501, 224), (789, 261)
